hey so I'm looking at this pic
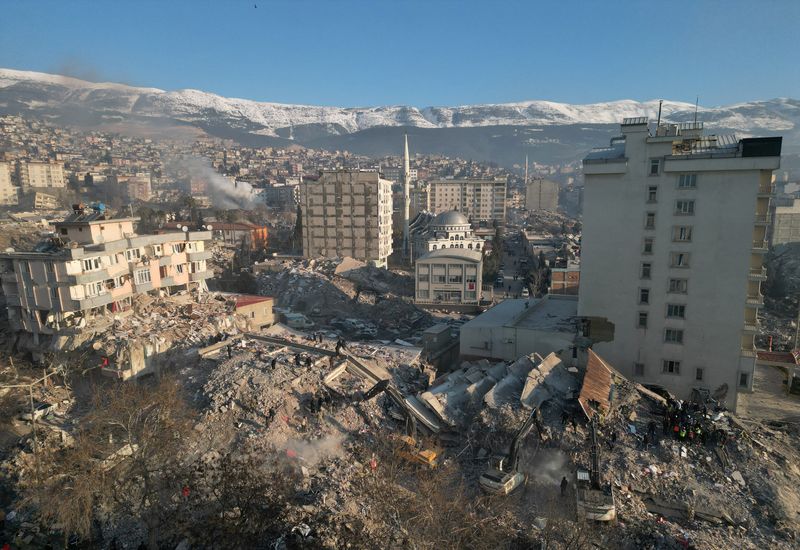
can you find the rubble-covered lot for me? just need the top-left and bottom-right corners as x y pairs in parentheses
(2, 336), (800, 548)
(256, 258), (433, 340)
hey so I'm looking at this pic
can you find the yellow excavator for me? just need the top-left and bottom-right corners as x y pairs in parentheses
(575, 416), (617, 521)
(384, 385), (439, 468)
(479, 408), (543, 494)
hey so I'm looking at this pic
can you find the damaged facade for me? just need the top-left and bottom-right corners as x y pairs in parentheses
(580, 118), (782, 408)
(0, 204), (213, 347)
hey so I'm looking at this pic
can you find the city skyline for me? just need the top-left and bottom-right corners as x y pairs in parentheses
(1, 0), (798, 107)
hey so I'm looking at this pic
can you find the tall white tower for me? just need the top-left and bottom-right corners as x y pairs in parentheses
(403, 133), (411, 258)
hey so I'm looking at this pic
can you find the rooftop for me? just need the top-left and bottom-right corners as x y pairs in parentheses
(462, 295), (577, 333)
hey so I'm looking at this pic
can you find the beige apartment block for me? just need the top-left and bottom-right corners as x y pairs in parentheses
(771, 198), (800, 246)
(525, 177), (559, 211)
(0, 205), (214, 345)
(0, 161), (20, 206)
(300, 169), (393, 268)
(428, 177), (507, 222)
(580, 118), (781, 409)
(33, 192), (60, 210)
(18, 160), (66, 188)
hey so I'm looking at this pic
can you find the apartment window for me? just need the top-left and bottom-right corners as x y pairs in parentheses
(678, 174), (697, 188)
(666, 304), (686, 319)
(85, 281), (103, 297)
(662, 360), (681, 374)
(670, 252), (690, 268)
(134, 268), (151, 285)
(668, 278), (688, 294)
(695, 368), (704, 381)
(638, 312), (648, 328)
(433, 273), (446, 284)
(465, 273), (477, 283)
(82, 257), (101, 272)
(159, 266), (168, 278)
(649, 159), (660, 176)
(642, 237), (654, 254)
(675, 200), (695, 215)
(639, 288), (650, 304)
(46, 262), (55, 274)
(672, 226), (693, 242)
(739, 373), (749, 388)
(647, 185), (658, 203)
(108, 254), (119, 265)
(418, 290), (429, 299)
(153, 244), (163, 257)
(50, 287), (58, 303)
(665, 328), (684, 344)
(176, 264), (185, 274)
(418, 274), (429, 282)
(645, 212), (656, 230)
(634, 363), (645, 376)
(125, 248), (141, 261)
(640, 262), (652, 279)
(448, 274), (463, 284)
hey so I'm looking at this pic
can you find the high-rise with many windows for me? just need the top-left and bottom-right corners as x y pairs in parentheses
(578, 117), (781, 408)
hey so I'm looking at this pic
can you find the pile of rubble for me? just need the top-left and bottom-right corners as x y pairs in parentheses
(256, 257), (431, 338)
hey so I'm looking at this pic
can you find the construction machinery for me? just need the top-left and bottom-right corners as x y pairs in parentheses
(383, 385), (439, 468)
(479, 408), (543, 494)
(575, 416), (617, 521)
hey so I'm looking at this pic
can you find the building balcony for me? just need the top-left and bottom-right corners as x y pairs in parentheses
(757, 182), (775, 197)
(160, 276), (177, 287)
(134, 281), (154, 293)
(72, 268), (111, 285)
(187, 250), (212, 262)
(1, 273), (17, 283)
(753, 214), (771, 226)
(745, 294), (764, 308)
(748, 267), (767, 281)
(5, 293), (20, 306)
(76, 292), (114, 310)
(752, 240), (769, 253)
(743, 320), (760, 333)
(741, 348), (757, 358)
(189, 270), (214, 282)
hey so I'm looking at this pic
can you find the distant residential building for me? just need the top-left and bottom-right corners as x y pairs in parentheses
(526, 177), (559, 211)
(0, 161), (20, 206)
(299, 169), (393, 268)
(259, 182), (299, 210)
(549, 258), (580, 295)
(212, 222), (268, 251)
(18, 161), (66, 189)
(428, 177), (507, 222)
(415, 248), (483, 307)
(0, 205), (213, 346)
(124, 173), (152, 202)
(579, 118), (782, 408)
(232, 294), (275, 330)
(410, 184), (430, 216)
(771, 198), (800, 246)
(33, 192), (59, 210)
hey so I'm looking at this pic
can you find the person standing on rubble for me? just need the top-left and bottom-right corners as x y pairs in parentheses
(560, 476), (568, 496)
(227, 344), (232, 359)
(271, 357), (277, 370)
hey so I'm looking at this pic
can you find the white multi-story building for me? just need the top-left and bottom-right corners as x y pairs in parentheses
(415, 248), (483, 307)
(525, 177), (559, 212)
(428, 177), (507, 222)
(299, 169), (393, 268)
(579, 118), (781, 409)
(0, 161), (20, 206)
(18, 160), (66, 188)
(771, 198), (800, 246)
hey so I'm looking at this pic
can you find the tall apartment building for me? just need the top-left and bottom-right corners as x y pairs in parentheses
(525, 177), (559, 211)
(0, 205), (213, 345)
(299, 170), (393, 268)
(428, 177), (507, 223)
(579, 118), (781, 409)
(0, 161), (20, 206)
(18, 160), (66, 188)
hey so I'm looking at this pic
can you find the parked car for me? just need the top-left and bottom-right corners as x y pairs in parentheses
(20, 402), (57, 421)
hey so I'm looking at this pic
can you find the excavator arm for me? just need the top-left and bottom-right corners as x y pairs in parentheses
(508, 408), (541, 472)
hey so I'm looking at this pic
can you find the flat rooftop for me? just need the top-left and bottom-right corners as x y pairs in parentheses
(463, 295), (577, 333)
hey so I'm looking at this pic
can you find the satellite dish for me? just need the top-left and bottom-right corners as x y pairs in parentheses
(206, 224), (213, 231)
(181, 226), (189, 232)
(4, 247), (14, 253)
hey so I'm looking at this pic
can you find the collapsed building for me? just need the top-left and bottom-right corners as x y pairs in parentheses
(0, 203), (214, 354)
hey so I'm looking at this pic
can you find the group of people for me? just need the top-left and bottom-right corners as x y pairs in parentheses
(663, 399), (727, 447)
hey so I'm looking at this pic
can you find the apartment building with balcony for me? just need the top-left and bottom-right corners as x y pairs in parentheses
(299, 169), (393, 268)
(428, 177), (507, 223)
(17, 160), (66, 188)
(0, 205), (213, 346)
(0, 161), (20, 206)
(579, 117), (781, 409)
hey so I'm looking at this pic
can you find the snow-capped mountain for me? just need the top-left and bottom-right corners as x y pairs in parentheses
(0, 68), (796, 167)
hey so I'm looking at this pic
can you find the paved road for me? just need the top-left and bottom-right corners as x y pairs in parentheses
(495, 233), (532, 301)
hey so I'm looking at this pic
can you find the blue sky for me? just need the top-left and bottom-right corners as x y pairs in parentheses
(1, 0), (797, 107)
